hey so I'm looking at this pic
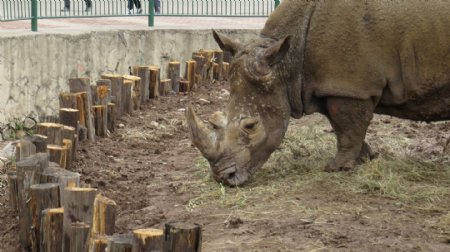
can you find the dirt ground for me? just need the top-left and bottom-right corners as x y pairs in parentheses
(0, 80), (449, 251)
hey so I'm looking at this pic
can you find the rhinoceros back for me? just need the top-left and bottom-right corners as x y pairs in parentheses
(263, 0), (450, 107)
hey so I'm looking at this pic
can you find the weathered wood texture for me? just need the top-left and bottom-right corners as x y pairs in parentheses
(132, 66), (150, 103)
(213, 50), (224, 80)
(133, 228), (164, 252)
(179, 80), (190, 93)
(92, 194), (117, 236)
(95, 79), (112, 105)
(107, 103), (116, 132)
(19, 137), (36, 160)
(30, 134), (48, 153)
(68, 78), (95, 142)
(185, 60), (196, 91)
(41, 208), (64, 252)
(192, 54), (207, 86)
(36, 123), (64, 146)
(164, 222), (202, 252)
(107, 234), (134, 252)
(7, 171), (18, 213)
(38, 165), (80, 203)
(59, 108), (80, 131)
(160, 79), (172, 96)
(123, 75), (142, 110)
(122, 80), (133, 114)
(28, 183), (60, 252)
(88, 235), (109, 252)
(47, 144), (68, 169)
(149, 66), (161, 99)
(93, 105), (108, 137)
(222, 62), (230, 80)
(168, 61), (181, 93)
(65, 222), (91, 252)
(101, 74), (124, 118)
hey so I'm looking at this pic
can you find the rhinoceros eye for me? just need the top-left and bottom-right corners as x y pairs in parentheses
(240, 118), (259, 132)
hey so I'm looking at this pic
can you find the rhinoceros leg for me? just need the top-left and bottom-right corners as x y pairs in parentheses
(325, 97), (375, 172)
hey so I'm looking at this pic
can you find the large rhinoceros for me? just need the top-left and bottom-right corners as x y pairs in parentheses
(187, 0), (450, 186)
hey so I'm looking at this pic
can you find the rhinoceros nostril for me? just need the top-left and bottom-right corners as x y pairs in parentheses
(227, 172), (237, 180)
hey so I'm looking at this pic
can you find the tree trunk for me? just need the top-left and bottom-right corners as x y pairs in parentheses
(101, 74), (124, 118)
(31, 134), (48, 153)
(122, 80), (133, 115)
(59, 108), (80, 130)
(107, 103), (116, 132)
(132, 228), (164, 252)
(62, 139), (73, 170)
(123, 75), (142, 110)
(132, 66), (150, 103)
(149, 66), (160, 99)
(212, 63), (220, 80)
(41, 208), (64, 252)
(168, 61), (181, 93)
(213, 50), (224, 80)
(47, 144), (68, 169)
(92, 194), (117, 236)
(19, 137), (37, 160)
(92, 105), (108, 137)
(200, 50), (215, 82)
(28, 183), (60, 252)
(95, 79), (112, 106)
(222, 62), (230, 80)
(65, 222), (91, 252)
(88, 235), (109, 252)
(38, 165), (80, 203)
(164, 222), (202, 252)
(62, 126), (77, 163)
(179, 80), (190, 93)
(185, 60), (196, 91)
(7, 171), (19, 213)
(192, 54), (207, 86)
(69, 78), (95, 143)
(107, 234), (134, 252)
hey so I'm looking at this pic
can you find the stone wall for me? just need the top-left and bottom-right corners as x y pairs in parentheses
(0, 29), (259, 124)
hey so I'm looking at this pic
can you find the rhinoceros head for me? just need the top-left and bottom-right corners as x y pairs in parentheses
(187, 30), (292, 186)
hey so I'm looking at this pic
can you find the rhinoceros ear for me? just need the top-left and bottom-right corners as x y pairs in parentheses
(212, 29), (240, 56)
(264, 35), (291, 66)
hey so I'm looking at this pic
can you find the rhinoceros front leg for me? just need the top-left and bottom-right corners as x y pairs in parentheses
(324, 96), (376, 172)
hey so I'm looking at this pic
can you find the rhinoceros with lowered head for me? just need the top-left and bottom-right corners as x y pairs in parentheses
(187, 0), (450, 186)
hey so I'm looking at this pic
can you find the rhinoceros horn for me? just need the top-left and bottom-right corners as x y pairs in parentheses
(186, 106), (220, 161)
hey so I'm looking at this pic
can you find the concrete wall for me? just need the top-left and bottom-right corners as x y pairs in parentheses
(0, 29), (259, 124)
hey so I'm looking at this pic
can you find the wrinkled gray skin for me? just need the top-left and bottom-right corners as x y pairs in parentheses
(187, 0), (450, 186)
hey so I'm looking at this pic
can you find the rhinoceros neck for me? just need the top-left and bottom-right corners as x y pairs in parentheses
(261, 0), (317, 119)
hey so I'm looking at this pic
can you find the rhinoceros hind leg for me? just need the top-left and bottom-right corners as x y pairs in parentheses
(359, 141), (378, 162)
(324, 97), (375, 172)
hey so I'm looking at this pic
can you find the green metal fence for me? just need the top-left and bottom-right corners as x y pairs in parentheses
(0, 0), (280, 31)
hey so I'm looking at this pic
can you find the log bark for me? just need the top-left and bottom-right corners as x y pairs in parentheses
(149, 66), (160, 99)
(28, 183), (60, 252)
(164, 222), (202, 252)
(107, 234), (134, 252)
(7, 171), (18, 213)
(101, 74), (124, 118)
(47, 144), (68, 169)
(19, 136), (37, 160)
(38, 165), (80, 203)
(31, 134), (48, 153)
(92, 194), (117, 236)
(213, 50), (224, 80)
(65, 222), (91, 252)
(16, 156), (45, 250)
(123, 75), (142, 110)
(59, 92), (88, 137)
(63, 139), (73, 170)
(36, 122), (64, 146)
(122, 80), (133, 115)
(62, 187), (98, 251)
(41, 208), (64, 252)
(92, 105), (108, 137)
(212, 63), (220, 80)
(168, 61), (181, 93)
(160, 79), (172, 96)
(107, 103), (116, 132)
(95, 79), (112, 106)
(132, 66), (150, 103)
(68, 78), (95, 142)
(179, 80), (190, 93)
(185, 60), (196, 91)
(59, 108), (80, 130)
(192, 54), (207, 86)
(62, 126), (77, 162)
(200, 50), (215, 81)
(133, 228), (164, 252)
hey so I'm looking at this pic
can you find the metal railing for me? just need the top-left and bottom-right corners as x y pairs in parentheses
(0, 0), (280, 31)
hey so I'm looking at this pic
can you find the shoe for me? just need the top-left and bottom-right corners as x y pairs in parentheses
(60, 7), (70, 12)
(137, 8), (142, 14)
(85, 7), (91, 12)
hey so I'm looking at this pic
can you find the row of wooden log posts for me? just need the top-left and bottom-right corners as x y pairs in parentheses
(6, 48), (229, 252)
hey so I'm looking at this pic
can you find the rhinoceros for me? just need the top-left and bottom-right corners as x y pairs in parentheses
(187, 0), (450, 186)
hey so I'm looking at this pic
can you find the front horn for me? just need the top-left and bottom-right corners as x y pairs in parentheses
(186, 106), (221, 161)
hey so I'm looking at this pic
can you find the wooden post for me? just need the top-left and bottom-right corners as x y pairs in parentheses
(88, 235), (109, 252)
(47, 144), (68, 169)
(62, 139), (73, 170)
(122, 80), (133, 115)
(101, 74), (124, 118)
(28, 183), (60, 252)
(93, 105), (108, 137)
(132, 66), (150, 103)
(68, 78), (95, 142)
(185, 60), (196, 91)
(31, 134), (48, 153)
(7, 171), (19, 213)
(133, 228), (164, 252)
(222, 62), (230, 80)
(59, 108), (80, 130)
(62, 126), (77, 162)
(179, 80), (190, 93)
(19, 137), (37, 160)
(16, 156), (45, 250)
(168, 61), (181, 93)
(107, 103), (116, 132)
(41, 208), (64, 252)
(164, 223), (202, 252)
(66, 222), (91, 252)
(36, 122), (64, 146)
(59, 92), (86, 126)
(95, 79), (112, 105)
(107, 234), (134, 252)
(38, 165), (80, 203)
(92, 194), (117, 236)
(213, 50), (224, 80)
(123, 75), (142, 111)
(201, 50), (215, 81)
(212, 63), (220, 80)
(160, 79), (172, 96)
(192, 54), (207, 85)
(149, 66), (160, 99)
